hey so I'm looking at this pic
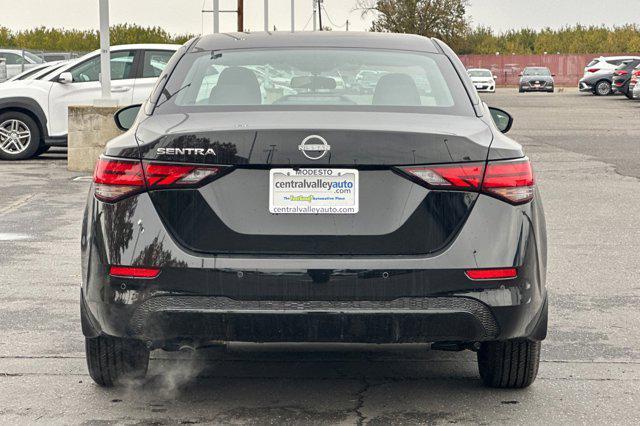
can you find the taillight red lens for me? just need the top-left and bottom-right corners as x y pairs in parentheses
(109, 265), (160, 278)
(94, 157), (145, 202)
(482, 158), (535, 204)
(400, 163), (484, 190)
(587, 68), (600, 73)
(143, 163), (220, 188)
(93, 156), (225, 202)
(465, 268), (517, 280)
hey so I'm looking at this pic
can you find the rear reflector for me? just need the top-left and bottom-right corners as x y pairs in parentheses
(398, 158), (535, 205)
(109, 266), (160, 279)
(465, 268), (517, 280)
(94, 156), (226, 202)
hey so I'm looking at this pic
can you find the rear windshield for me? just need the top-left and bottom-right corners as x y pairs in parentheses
(468, 69), (492, 77)
(155, 48), (475, 116)
(523, 68), (551, 76)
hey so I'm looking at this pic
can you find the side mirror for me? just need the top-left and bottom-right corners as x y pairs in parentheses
(551, 74), (556, 77)
(518, 73), (523, 77)
(489, 107), (513, 133)
(493, 75), (498, 80)
(114, 104), (142, 131)
(58, 72), (73, 84)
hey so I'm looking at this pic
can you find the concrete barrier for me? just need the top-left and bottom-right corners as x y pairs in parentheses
(67, 105), (123, 172)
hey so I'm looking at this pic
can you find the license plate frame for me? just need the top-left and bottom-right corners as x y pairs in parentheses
(269, 168), (359, 214)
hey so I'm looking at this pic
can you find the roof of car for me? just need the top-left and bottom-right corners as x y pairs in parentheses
(191, 31), (439, 53)
(109, 44), (180, 51)
(596, 56), (640, 60)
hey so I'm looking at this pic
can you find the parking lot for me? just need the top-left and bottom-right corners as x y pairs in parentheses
(1, 88), (639, 424)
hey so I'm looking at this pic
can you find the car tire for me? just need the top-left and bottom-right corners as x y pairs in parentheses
(0, 111), (42, 161)
(625, 90), (634, 100)
(477, 339), (541, 388)
(595, 80), (612, 96)
(85, 335), (150, 387)
(518, 88), (524, 93)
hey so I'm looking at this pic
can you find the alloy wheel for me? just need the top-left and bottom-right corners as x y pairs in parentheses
(0, 119), (32, 155)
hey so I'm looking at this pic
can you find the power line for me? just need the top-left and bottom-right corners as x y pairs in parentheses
(302, 12), (314, 31)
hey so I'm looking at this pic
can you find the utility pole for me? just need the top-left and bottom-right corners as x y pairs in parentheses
(317, 0), (323, 31)
(213, 0), (220, 33)
(237, 0), (243, 32)
(346, 19), (349, 31)
(312, 0), (317, 31)
(264, 0), (269, 32)
(291, 0), (295, 32)
(98, 0), (111, 103)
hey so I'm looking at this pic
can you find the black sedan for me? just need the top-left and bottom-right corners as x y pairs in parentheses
(80, 32), (548, 389)
(519, 67), (555, 93)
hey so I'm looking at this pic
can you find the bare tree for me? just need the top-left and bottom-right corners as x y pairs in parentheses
(357, 0), (470, 51)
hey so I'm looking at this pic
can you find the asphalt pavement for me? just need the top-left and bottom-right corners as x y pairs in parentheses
(0, 88), (639, 424)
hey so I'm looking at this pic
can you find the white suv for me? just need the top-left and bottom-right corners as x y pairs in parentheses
(579, 56), (640, 95)
(0, 44), (179, 160)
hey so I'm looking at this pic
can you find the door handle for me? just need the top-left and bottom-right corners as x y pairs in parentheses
(111, 87), (131, 93)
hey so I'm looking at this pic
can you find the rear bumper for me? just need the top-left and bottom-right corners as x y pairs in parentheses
(579, 79), (594, 92)
(81, 191), (548, 345)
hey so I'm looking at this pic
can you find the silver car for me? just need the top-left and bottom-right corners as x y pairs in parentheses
(0, 49), (44, 81)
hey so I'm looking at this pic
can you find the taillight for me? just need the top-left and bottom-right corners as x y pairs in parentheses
(94, 157), (145, 202)
(587, 68), (600, 73)
(144, 163), (221, 188)
(94, 156), (226, 202)
(465, 268), (517, 280)
(397, 158), (534, 205)
(482, 158), (535, 204)
(615, 70), (628, 76)
(110, 265), (160, 278)
(399, 163), (484, 190)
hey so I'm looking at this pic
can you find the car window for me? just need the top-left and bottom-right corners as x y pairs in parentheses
(523, 68), (551, 76)
(23, 51), (44, 64)
(606, 60), (622, 66)
(2, 53), (25, 65)
(468, 70), (492, 77)
(141, 50), (175, 78)
(69, 50), (135, 82)
(586, 59), (599, 67)
(157, 48), (475, 116)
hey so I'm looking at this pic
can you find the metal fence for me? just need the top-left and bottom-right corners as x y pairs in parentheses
(459, 53), (640, 86)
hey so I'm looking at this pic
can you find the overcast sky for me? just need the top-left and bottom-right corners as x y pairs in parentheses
(3, 0), (640, 35)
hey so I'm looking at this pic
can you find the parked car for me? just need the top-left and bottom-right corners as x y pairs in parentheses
(611, 59), (640, 98)
(0, 44), (178, 160)
(579, 56), (640, 95)
(4, 60), (66, 82)
(518, 67), (554, 93)
(0, 49), (44, 81)
(81, 32), (548, 389)
(467, 68), (496, 93)
(626, 65), (640, 99)
(634, 76), (640, 100)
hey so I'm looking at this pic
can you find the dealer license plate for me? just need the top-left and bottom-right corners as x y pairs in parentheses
(269, 168), (359, 214)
